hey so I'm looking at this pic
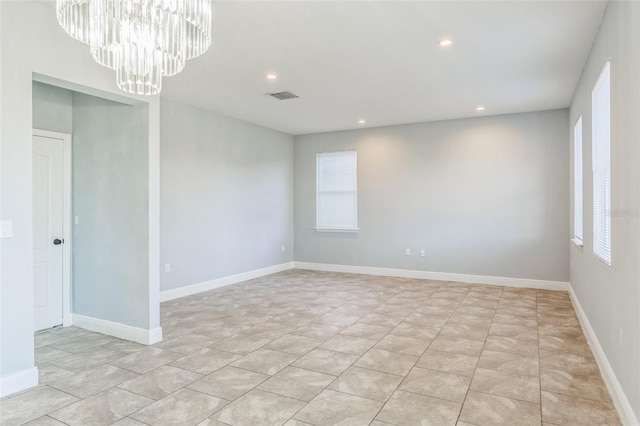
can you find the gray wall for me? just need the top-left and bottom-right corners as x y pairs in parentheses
(569, 1), (640, 419)
(72, 93), (150, 329)
(33, 82), (72, 134)
(160, 98), (294, 292)
(294, 110), (570, 282)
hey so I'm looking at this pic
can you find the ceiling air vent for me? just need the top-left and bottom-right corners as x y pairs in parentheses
(268, 91), (299, 100)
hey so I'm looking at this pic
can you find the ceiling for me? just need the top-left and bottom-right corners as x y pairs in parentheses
(161, 1), (607, 135)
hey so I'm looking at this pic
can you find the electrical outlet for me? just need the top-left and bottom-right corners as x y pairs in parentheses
(0, 220), (13, 239)
(405, 248), (411, 256)
(74, 216), (80, 225)
(281, 245), (285, 253)
(420, 249), (426, 257)
(164, 263), (171, 273)
(619, 329), (624, 350)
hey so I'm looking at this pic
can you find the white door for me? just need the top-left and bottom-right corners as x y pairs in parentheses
(33, 134), (65, 331)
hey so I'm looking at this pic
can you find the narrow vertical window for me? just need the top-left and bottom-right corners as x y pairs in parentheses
(573, 116), (583, 246)
(316, 151), (358, 231)
(592, 61), (611, 265)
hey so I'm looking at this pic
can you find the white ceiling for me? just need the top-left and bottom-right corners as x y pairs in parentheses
(161, 1), (607, 135)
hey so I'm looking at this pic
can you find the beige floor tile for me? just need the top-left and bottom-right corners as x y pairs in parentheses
(541, 391), (620, 425)
(416, 348), (479, 376)
(196, 419), (230, 426)
(244, 322), (296, 340)
(103, 340), (148, 354)
(478, 350), (539, 377)
(171, 348), (241, 375)
(374, 335), (430, 356)
(484, 335), (538, 356)
(50, 388), (152, 426)
(430, 335), (484, 356)
(404, 312), (449, 328)
(211, 389), (304, 426)
(355, 349), (417, 376)
(440, 323), (490, 341)
(266, 334), (322, 355)
(358, 313), (406, 328)
(48, 364), (137, 398)
(111, 417), (148, 425)
(459, 391), (541, 426)
(230, 348), (298, 376)
(540, 368), (611, 402)
(328, 366), (403, 402)
(48, 347), (122, 372)
(317, 312), (361, 327)
(539, 350), (599, 375)
(34, 347), (72, 365)
(130, 388), (227, 426)
(293, 348), (359, 376)
(319, 334), (377, 356)
(294, 389), (383, 426)
(291, 322), (343, 340)
(111, 347), (184, 374)
(489, 323), (538, 341)
(283, 419), (314, 426)
(0, 387), (79, 426)
(340, 323), (391, 340)
(376, 390), (461, 426)
(259, 366), (335, 401)
(400, 367), (471, 402)
(212, 334), (272, 355)
(155, 334), (219, 354)
(37, 364), (75, 385)
(470, 367), (540, 403)
(23, 416), (67, 426)
(188, 366), (269, 400)
(390, 321), (440, 340)
(49, 333), (116, 353)
(118, 365), (202, 400)
(538, 335), (591, 356)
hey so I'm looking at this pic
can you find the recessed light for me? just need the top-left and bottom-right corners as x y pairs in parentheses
(358, 120), (366, 125)
(476, 105), (486, 112)
(266, 73), (277, 80)
(438, 38), (453, 47)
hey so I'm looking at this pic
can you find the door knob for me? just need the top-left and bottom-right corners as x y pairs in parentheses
(53, 238), (63, 245)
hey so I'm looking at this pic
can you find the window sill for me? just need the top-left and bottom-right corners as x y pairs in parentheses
(571, 238), (584, 250)
(315, 227), (359, 233)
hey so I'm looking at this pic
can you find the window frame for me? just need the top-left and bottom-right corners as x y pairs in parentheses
(591, 61), (611, 266)
(573, 115), (584, 247)
(315, 150), (359, 232)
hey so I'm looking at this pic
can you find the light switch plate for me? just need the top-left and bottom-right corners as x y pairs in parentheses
(0, 220), (13, 239)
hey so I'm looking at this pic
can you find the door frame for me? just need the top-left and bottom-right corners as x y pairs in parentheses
(33, 129), (72, 327)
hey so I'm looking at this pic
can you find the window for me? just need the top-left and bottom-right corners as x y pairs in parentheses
(316, 151), (358, 231)
(592, 61), (611, 265)
(573, 116), (583, 246)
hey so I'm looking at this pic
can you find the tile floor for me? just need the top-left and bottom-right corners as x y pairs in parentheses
(0, 270), (620, 426)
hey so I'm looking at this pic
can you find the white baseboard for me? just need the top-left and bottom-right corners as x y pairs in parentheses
(73, 314), (163, 345)
(0, 367), (38, 398)
(569, 285), (639, 426)
(293, 262), (569, 291)
(160, 262), (295, 302)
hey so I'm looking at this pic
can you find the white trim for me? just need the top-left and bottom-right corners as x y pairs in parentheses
(293, 262), (569, 291)
(146, 99), (161, 335)
(315, 227), (359, 233)
(569, 285), (639, 426)
(0, 367), (38, 398)
(160, 262), (295, 302)
(32, 129), (73, 328)
(72, 314), (163, 345)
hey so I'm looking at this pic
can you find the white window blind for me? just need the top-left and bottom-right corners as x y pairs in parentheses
(592, 61), (611, 265)
(316, 151), (358, 231)
(573, 116), (584, 246)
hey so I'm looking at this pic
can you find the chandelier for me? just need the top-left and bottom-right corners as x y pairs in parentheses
(56, 0), (212, 95)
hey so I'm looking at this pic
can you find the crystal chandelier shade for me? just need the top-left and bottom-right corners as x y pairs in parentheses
(56, 0), (212, 95)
